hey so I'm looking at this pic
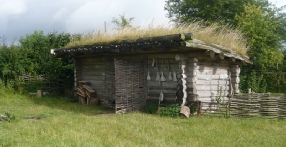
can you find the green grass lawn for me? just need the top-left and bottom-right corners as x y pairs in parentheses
(0, 92), (285, 147)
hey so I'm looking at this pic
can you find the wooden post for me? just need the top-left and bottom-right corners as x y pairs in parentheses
(175, 54), (188, 106)
(187, 58), (198, 103)
(74, 58), (77, 98)
(230, 65), (240, 94)
(219, 52), (225, 60)
(210, 51), (215, 59)
(36, 90), (43, 97)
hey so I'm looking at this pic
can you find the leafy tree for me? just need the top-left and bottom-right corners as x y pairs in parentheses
(236, 3), (286, 92)
(236, 4), (284, 69)
(0, 31), (78, 93)
(165, 0), (256, 24)
(19, 31), (73, 78)
(112, 14), (134, 30)
(164, 0), (286, 92)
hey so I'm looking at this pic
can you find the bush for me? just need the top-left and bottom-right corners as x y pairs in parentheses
(159, 104), (181, 117)
(143, 103), (158, 114)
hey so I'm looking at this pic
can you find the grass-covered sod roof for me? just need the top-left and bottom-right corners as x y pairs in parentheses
(65, 22), (248, 56)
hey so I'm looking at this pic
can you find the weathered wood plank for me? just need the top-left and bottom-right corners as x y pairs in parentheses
(147, 65), (181, 73)
(188, 79), (229, 85)
(76, 64), (106, 69)
(187, 85), (230, 91)
(77, 80), (104, 86)
(196, 69), (228, 75)
(198, 92), (229, 97)
(193, 91), (230, 97)
(77, 75), (105, 81)
(198, 96), (230, 101)
(147, 70), (181, 76)
(148, 89), (177, 94)
(196, 74), (229, 80)
(147, 81), (178, 87)
(148, 95), (177, 101)
(76, 71), (105, 76)
(196, 65), (229, 71)
(147, 58), (178, 64)
(148, 54), (178, 59)
(75, 57), (106, 63)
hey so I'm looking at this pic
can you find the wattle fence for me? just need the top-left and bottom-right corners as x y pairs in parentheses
(230, 93), (286, 119)
(19, 74), (65, 95)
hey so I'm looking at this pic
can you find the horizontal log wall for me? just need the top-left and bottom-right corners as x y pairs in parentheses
(188, 60), (231, 109)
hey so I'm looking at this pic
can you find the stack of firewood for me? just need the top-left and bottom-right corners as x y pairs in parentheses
(77, 81), (98, 105)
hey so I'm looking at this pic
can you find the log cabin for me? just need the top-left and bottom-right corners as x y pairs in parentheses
(51, 33), (251, 113)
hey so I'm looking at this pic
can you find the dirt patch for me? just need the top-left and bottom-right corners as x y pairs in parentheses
(97, 113), (115, 117)
(24, 116), (43, 120)
(0, 115), (9, 121)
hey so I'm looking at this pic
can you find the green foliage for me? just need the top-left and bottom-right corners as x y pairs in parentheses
(143, 103), (158, 114)
(18, 30), (74, 77)
(240, 71), (267, 93)
(188, 103), (197, 114)
(235, 3), (284, 69)
(236, 3), (286, 92)
(112, 14), (134, 30)
(0, 31), (78, 94)
(23, 80), (46, 93)
(4, 112), (16, 122)
(240, 70), (286, 93)
(159, 104), (181, 117)
(165, 0), (255, 24)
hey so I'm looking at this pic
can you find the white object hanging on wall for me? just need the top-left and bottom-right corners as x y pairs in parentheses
(159, 92), (164, 102)
(168, 72), (172, 81)
(156, 72), (160, 81)
(160, 72), (166, 81)
(152, 58), (155, 67)
(147, 71), (151, 81)
(173, 71), (177, 81)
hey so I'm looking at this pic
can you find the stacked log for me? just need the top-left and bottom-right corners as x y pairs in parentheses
(77, 81), (98, 105)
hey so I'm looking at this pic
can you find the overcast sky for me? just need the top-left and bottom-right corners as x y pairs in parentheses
(0, 0), (285, 44)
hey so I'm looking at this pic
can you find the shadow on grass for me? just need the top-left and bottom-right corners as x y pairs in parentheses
(26, 95), (114, 116)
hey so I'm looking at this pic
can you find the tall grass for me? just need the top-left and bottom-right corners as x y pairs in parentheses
(66, 21), (248, 56)
(0, 91), (285, 146)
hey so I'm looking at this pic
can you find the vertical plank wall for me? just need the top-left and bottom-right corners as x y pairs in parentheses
(146, 54), (181, 103)
(75, 57), (106, 103)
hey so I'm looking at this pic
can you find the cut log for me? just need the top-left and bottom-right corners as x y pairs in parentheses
(79, 81), (91, 85)
(82, 85), (96, 93)
(79, 96), (86, 105)
(77, 92), (85, 98)
(180, 106), (190, 118)
(36, 90), (43, 98)
(77, 87), (85, 95)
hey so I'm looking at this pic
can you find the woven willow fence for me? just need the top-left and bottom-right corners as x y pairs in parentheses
(230, 93), (286, 119)
(19, 74), (64, 94)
